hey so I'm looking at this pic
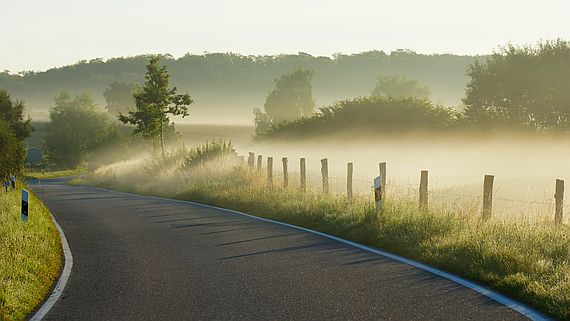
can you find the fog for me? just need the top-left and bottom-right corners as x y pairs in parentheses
(163, 125), (570, 223)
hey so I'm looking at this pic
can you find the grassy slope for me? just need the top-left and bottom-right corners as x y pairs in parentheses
(87, 167), (569, 320)
(0, 182), (62, 321)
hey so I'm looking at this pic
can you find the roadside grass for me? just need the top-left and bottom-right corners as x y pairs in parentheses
(80, 165), (570, 320)
(0, 182), (62, 321)
(24, 168), (86, 180)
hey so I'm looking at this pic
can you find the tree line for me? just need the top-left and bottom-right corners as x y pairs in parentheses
(2, 40), (569, 170)
(0, 51), (478, 118)
(256, 40), (570, 140)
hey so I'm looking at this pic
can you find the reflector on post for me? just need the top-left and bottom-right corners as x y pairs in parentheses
(21, 189), (29, 222)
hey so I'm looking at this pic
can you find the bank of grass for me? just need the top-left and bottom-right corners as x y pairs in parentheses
(0, 182), (62, 321)
(24, 168), (86, 180)
(82, 166), (569, 320)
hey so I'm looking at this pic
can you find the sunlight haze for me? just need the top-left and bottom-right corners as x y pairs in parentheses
(1, 0), (569, 72)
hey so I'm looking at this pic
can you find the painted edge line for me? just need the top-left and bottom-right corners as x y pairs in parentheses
(94, 186), (551, 321)
(29, 204), (73, 321)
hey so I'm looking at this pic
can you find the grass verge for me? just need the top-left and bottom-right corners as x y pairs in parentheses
(0, 182), (62, 321)
(24, 168), (86, 180)
(81, 166), (569, 320)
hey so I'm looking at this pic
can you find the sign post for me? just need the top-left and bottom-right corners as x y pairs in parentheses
(374, 176), (382, 210)
(21, 189), (29, 222)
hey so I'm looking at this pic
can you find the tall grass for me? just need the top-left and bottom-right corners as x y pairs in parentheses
(78, 151), (569, 320)
(0, 182), (62, 321)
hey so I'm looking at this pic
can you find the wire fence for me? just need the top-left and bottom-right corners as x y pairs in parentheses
(243, 154), (569, 225)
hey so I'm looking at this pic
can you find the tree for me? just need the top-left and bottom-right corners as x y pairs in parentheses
(103, 81), (136, 115)
(43, 92), (117, 168)
(0, 90), (33, 140)
(463, 40), (570, 130)
(371, 74), (430, 99)
(0, 120), (26, 175)
(119, 56), (193, 157)
(263, 68), (315, 122)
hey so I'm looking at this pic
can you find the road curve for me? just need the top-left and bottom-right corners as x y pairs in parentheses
(30, 178), (532, 321)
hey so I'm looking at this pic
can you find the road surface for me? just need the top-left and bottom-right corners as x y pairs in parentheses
(30, 178), (531, 320)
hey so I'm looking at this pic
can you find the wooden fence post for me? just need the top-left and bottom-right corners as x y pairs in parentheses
(321, 158), (329, 194)
(555, 179), (564, 225)
(257, 155), (263, 171)
(374, 176), (382, 210)
(300, 158), (306, 193)
(267, 157), (273, 187)
(482, 175), (494, 222)
(419, 170), (428, 211)
(347, 162), (353, 200)
(282, 157), (288, 188)
(248, 152), (255, 170)
(379, 162), (387, 198)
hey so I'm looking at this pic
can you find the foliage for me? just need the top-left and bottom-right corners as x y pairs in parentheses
(257, 96), (459, 140)
(0, 120), (26, 175)
(0, 182), (62, 321)
(103, 81), (136, 115)
(263, 68), (315, 122)
(0, 51), (476, 117)
(253, 107), (272, 135)
(371, 74), (430, 99)
(181, 139), (235, 169)
(43, 92), (121, 168)
(0, 90), (33, 141)
(119, 56), (193, 156)
(463, 40), (570, 131)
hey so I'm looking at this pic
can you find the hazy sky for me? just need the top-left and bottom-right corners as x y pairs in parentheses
(1, 0), (568, 72)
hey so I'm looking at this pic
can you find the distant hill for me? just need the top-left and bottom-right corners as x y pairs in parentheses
(0, 51), (483, 124)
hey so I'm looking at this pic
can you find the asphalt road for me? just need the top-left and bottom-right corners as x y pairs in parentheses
(30, 178), (531, 321)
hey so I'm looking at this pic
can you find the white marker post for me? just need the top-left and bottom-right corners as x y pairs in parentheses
(21, 189), (29, 222)
(374, 176), (382, 210)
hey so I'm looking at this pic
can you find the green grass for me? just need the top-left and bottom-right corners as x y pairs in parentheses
(80, 166), (570, 320)
(0, 182), (62, 321)
(24, 168), (86, 180)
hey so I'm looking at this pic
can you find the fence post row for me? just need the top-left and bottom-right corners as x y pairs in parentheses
(419, 170), (428, 212)
(482, 175), (494, 222)
(300, 158), (306, 193)
(257, 155), (263, 171)
(555, 179), (564, 225)
(248, 152), (255, 170)
(379, 162), (387, 198)
(282, 157), (289, 188)
(267, 157), (273, 187)
(321, 158), (329, 194)
(347, 162), (353, 200)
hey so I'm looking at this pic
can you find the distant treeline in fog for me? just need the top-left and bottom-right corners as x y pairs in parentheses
(0, 51), (480, 121)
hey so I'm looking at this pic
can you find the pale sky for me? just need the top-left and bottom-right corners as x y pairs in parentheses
(1, 0), (568, 72)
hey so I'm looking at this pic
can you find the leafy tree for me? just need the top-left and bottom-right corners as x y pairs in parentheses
(0, 120), (26, 175)
(253, 108), (272, 135)
(103, 81), (136, 115)
(119, 56), (193, 157)
(371, 74), (430, 99)
(43, 92), (117, 168)
(263, 68), (315, 122)
(0, 90), (33, 140)
(463, 40), (570, 130)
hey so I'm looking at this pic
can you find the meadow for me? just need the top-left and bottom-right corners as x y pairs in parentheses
(0, 182), (62, 321)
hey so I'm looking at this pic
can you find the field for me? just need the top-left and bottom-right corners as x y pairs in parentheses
(0, 182), (62, 321)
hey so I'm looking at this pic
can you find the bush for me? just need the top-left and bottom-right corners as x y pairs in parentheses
(256, 96), (459, 140)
